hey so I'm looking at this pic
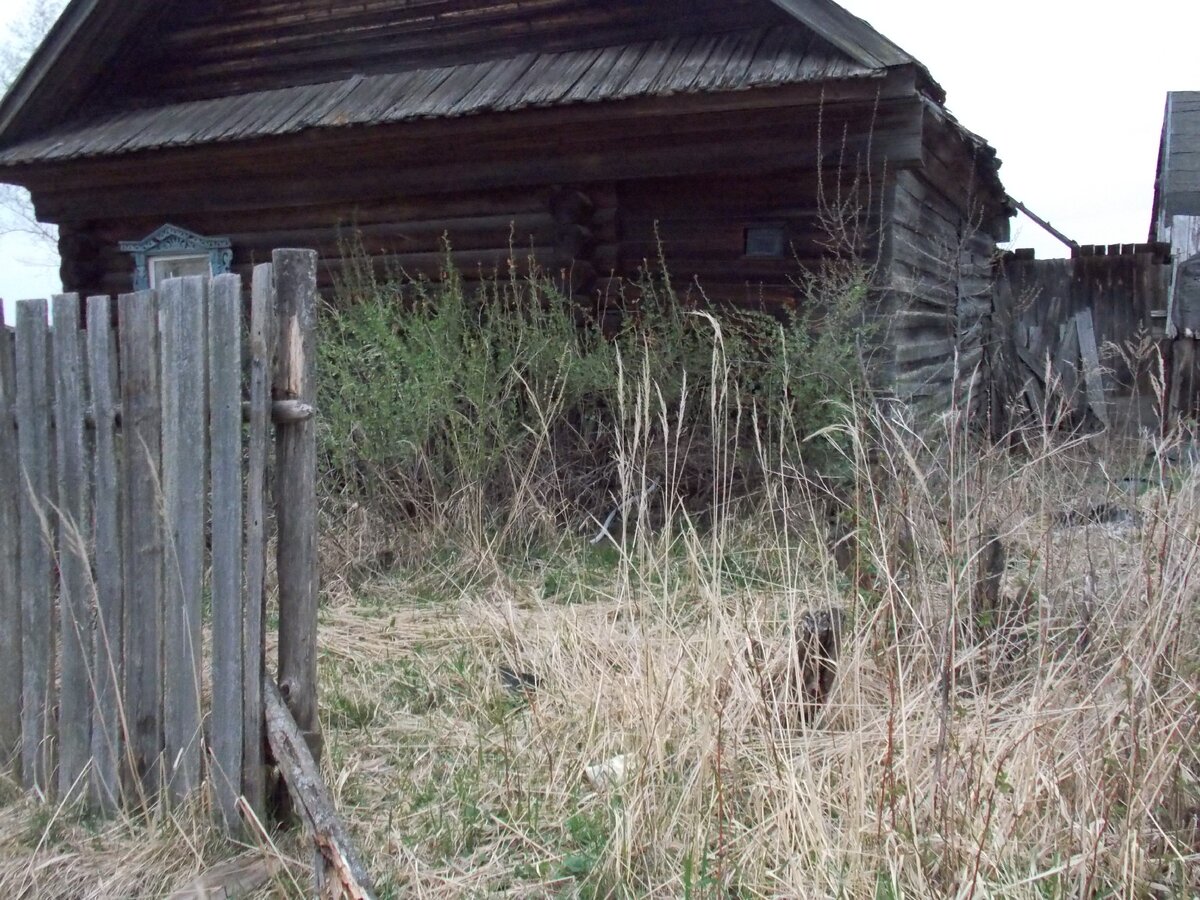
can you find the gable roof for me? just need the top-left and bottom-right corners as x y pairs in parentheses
(0, 0), (928, 165)
(1151, 91), (1200, 240)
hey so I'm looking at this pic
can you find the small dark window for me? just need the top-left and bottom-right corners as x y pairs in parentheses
(744, 224), (786, 259)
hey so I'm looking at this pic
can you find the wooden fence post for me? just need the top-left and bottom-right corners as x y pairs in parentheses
(209, 273), (244, 832)
(86, 296), (122, 813)
(0, 306), (20, 778)
(52, 294), (93, 801)
(273, 250), (322, 762)
(119, 290), (165, 799)
(242, 264), (275, 820)
(15, 300), (55, 793)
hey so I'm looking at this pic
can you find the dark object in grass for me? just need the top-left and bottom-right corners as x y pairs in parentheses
(973, 527), (1007, 639)
(747, 608), (845, 727)
(498, 666), (540, 695)
(1055, 502), (1141, 529)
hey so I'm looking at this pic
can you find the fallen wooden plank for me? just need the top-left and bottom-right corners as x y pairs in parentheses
(263, 676), (376, 900)
(1052, 319), (1081, 403)
(167, 854), (280, 900)
(1014, 344), (1047, 384)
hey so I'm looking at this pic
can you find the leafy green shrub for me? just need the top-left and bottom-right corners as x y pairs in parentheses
(317, 243), (871, 544)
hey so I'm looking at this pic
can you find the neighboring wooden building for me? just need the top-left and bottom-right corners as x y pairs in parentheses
(1151, 92), (1200, 244)
(0, 0), (1010, 409)
(1151, 92), (1200, 417)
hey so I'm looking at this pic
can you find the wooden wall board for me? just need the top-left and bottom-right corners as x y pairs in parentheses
(86, 296), (122, 813)
(0, 306), (19, 778)
(51, 293), (92, 801)
(14, 300), (55, 793)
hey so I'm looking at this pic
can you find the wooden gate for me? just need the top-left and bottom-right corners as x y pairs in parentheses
(0, 249), (320, 832)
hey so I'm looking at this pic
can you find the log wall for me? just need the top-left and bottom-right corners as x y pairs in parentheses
(46, 87), (919, 306)
(880, 168), (998, 413)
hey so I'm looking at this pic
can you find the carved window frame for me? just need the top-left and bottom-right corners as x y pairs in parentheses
(119, 224), (233, 291)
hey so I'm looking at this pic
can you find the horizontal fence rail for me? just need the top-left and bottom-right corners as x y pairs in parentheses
(0, 249), (320, 831)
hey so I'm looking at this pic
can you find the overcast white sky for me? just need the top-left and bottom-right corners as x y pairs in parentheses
(2, 0), (1199, 323)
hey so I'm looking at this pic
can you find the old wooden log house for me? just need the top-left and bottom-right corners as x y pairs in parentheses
(0, 0), (1011, 410)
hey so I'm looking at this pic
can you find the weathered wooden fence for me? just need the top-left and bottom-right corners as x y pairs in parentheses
(991, 243), (1175, 432)
(0, 249), (320, 831)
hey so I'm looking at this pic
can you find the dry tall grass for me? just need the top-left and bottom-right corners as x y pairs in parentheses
(2, 339), (1197, 898)
(316, 343), (1199, 898)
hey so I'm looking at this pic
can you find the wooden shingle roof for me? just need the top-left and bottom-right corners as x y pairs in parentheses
(0, 0), (933, 168)
(0, 24), (880, 166)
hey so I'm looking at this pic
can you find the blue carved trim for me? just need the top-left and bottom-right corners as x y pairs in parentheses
(119, 224), (233, 291)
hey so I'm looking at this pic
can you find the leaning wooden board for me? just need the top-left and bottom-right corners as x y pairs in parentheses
(1075, 310), (1109, 429)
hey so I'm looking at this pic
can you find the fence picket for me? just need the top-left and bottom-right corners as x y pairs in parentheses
(52, 294), (93, 801)
(119, 290), (165, 798)
(87, 296), (122, 812)
(242, 263), (274, 820)
(209, 274), (244, 831)
(273, 251), (321, 762)
(0, 308), (20, 777)
(160, 277), (208, 803)
(15, 300), (55, 793)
